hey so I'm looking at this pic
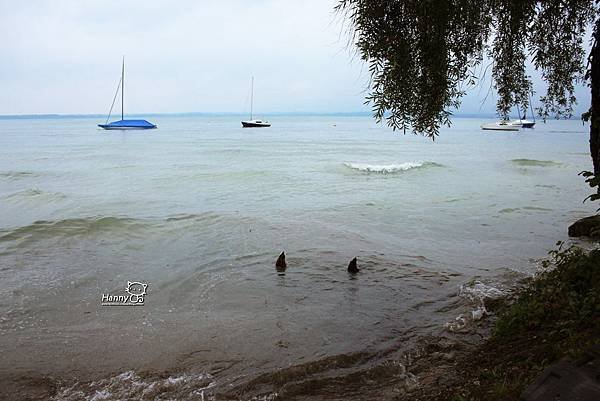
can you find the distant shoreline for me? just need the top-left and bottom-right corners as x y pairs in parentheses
(0, 112), (510, 120)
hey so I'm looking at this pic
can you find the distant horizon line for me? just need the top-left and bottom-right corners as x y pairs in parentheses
(0, 111), (527, 120)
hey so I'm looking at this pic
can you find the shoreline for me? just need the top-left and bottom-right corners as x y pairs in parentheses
(0, 112), (507, 120)
(6, 241), (598, 400)
(3, 241), (592, 401)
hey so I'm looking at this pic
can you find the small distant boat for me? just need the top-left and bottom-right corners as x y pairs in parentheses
(98, 57), (156, 130)
(481, 121), (520, 131)
(510, 119), (535, 128)
(241, 77), (270, 128)
(98, 119), (156, 130)
(510, 93), (536, 128)
(242, 119), (271, 128)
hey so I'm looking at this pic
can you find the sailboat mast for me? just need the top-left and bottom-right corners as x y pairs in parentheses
(250, 76), (254, 120)
(121, 56), (124, 121)
(529, 92), (535, 122)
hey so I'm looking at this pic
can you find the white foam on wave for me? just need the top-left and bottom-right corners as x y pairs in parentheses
(249, 393), (280, 401)
(343, 161), (438, 174)
(459, 280), (505, 303)
(444, 305), (489, 332)
(444, 314), (467, 332)
(52, 370), (215, 401)
(471, 305), (488, 321)
(444, 281), (504, 332)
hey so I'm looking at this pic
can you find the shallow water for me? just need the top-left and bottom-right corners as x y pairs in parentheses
(0, 114), (595, 399)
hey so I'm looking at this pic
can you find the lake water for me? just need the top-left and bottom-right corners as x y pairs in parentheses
(0, 114), (595, 399)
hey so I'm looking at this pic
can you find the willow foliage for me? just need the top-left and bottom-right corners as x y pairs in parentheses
(337, 0), (597, 138)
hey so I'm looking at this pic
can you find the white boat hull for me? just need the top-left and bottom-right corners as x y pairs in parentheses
(242, 120), (271, 128)
(481, 123), (519, 131)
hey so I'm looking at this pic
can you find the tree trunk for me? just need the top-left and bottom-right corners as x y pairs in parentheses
(591, 19), (600, 179)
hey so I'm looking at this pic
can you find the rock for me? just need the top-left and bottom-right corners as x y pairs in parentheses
(348, 257), (359, 273)
(568, 215), (600, 239)
(436, 338), (460, 350)
(275, 252), (287, 271)
(521, 345), (600, 401)
(431, 352), (442, 360)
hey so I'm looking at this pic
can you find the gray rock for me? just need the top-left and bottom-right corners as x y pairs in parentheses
(568, 215), (600, 239)
(521, 344), (600, 401)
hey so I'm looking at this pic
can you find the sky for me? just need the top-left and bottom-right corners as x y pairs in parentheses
(0, 0), (592, 116)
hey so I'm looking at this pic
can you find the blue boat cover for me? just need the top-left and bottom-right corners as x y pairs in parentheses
(99, 119), (156, 128)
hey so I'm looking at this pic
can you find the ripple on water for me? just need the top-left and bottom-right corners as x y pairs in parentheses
(0, 216), (149, 246)
(510, 158), (562, 167)
(0, 171), (37, 180)
(2, 189), (66, 205)
(498, 206), (553, 215)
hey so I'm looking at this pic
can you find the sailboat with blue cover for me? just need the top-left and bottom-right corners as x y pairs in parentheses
(98, 57), (156, 130)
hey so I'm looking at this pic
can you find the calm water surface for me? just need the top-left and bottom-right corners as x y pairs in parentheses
(0, 115), (594, 399)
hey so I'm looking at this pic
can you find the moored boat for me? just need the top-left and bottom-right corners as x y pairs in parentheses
(481, 121), (520, 131)
(98, 57), (157, 130)
(98, 119), (156, 130)
(241, 77), (270, 128)
(241, 119), (271, 128)
(510, 119), (535, 128)
(511, 93), (536, 128)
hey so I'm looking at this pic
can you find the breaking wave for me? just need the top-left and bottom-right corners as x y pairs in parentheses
(50, 354), (412, 401)
(444, 279), (508, 332)
(459, 280), (506, 303)
(343, 161), (442, 174)
(52, 370), (215, 401)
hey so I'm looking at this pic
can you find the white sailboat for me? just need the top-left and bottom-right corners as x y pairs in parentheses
(481, 121), (520, 131)
(511, 94), (536, 128)
(241, 77), (271, 128)
(482, 93), (536, 131)
(509, 118), (535, 128)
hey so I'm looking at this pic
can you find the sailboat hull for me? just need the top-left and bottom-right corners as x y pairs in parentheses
(98, 119), (157, 130)
(510, 119), (535, 128)
(241, 121), (271, 128)
(98, 125), (156, 130)
(481, 123), (519, 131)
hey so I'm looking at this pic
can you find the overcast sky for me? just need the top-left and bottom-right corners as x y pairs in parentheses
(0, 0), (591, 116)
